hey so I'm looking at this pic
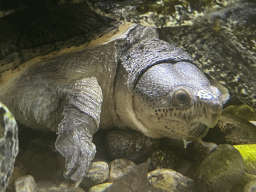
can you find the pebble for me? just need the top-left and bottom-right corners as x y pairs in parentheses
(80, 161), (109, 188)
(108, 159), (136, 182)
(148, 169), (194, 192)
(194, 144), (245, 192)
(14, 175), (38, 192)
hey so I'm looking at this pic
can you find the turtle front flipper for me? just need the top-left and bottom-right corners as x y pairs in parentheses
(55, 77), (103, 181)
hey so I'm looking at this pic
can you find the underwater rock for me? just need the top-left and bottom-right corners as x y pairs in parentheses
(108, 159), (136, 182)
(148, 149), (179, 171)
(88, 183), (113, 192)
(194, 144), (245, 192)
(218, 110), (256, 144)
(81, 161), (109, 188)
(0, 102), (19, 191)
(87, 0), (238, 28)
(234, 144), (256, 175)
(105, 130), (159, 163)
(7, 164), (26, 191)
(105, 162), (149, 192)
(14, 175), (38, 192)
(148, 168), (194, 192)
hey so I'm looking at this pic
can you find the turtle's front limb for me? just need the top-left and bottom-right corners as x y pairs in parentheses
(55, 77), (103, 181)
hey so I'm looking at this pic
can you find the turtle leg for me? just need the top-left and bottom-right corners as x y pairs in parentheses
(55, 77), (103, 181)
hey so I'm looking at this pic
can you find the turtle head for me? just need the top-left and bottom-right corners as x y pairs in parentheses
(114, 37), (222, 143)
(132, 62), (222, 141)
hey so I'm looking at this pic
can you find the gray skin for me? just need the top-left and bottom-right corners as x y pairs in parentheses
(0, 4), (222, 181)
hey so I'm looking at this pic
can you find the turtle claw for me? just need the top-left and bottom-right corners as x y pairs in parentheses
(55, 131), (96, 181)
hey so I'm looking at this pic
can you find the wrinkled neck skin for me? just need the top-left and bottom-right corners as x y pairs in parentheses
(114, 26), (222, 142)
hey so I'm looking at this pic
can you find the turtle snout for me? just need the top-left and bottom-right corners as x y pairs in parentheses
(207, 101), (222, 127)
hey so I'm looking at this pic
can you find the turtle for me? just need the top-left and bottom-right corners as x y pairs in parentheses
(0, 2), (222, 181)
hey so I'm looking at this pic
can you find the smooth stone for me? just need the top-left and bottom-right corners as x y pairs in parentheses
(194, 144), (245, 192)
(244, 180), (256, 192)
(88, 183), (113, 192)
(148, 169), (194, 192)
(105, 129), (159, 163)
(80, 161), (109, 188)
(108, 159), (136, 182)
(14, 175), (38, 192)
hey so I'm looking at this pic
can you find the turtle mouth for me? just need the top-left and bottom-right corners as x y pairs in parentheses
(161, 102), (221, 140)
(163, 120), (208, 140)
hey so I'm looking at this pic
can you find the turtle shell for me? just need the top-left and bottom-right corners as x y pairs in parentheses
(0, 2), (136, 87)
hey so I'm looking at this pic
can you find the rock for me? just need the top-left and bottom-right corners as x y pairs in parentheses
(0, 102), (19, 191)
(108, 159), (136, 182)
(88, 183), (113, 192)
(148, 169), (194, 192)
(194, 144), (245, 192)
(218, 111), (256, 144)
(234, 144), (256, 175)
(80, 161), (109, 188)
(7, 163), (26, 191)
(223, 105), (256, 122)
(105, 162), (149, 192)
(14, 175), (38, 192)
(243, 180), (256, 192)
(148, 149), (179, 171)
(188, 141), (219, 162)
(105, 129), (159, 163)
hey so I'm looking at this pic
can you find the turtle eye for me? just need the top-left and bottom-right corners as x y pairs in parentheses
(173, 89), (191, 106)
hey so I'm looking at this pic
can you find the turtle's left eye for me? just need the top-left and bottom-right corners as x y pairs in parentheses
(173, 90), (191, 106)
